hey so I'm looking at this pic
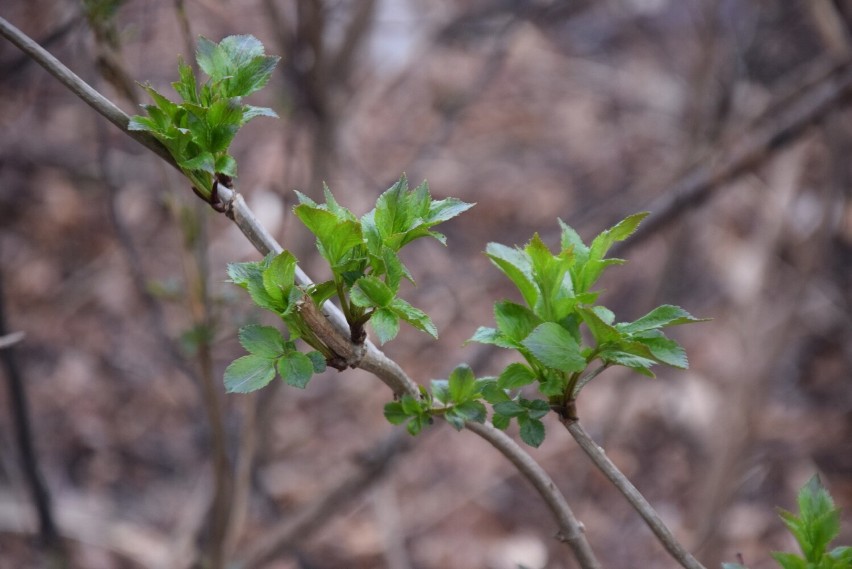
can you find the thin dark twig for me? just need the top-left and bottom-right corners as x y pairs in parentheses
(0, 260), (65, 564)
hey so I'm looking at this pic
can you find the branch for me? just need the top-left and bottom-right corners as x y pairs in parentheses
(1, 18), (598, 568)
(464, 421), (600, 568)
(0, 263), (64, 562)
(562, 420), (706, 569)
(0, 16), (176, 168)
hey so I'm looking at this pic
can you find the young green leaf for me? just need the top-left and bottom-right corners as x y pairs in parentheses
(238, 325), (286, 359)
(497, 363), (538, 390)
(276, 351), (315, 389)
(617, 304), (708, 335)
(494, 301), (542, 345)
(262, 251), (297, 304)
(369, 308), (400, 345)
(485, 243), (538, 309)
(521, 322), (587, 373)
(224, 355), (276, 393)
(518, 414), (546, 448)
(588, 212), (649, 261)
(389, 298), (438, 338)
(383, 401), (410, 425)
(467, 326), (515, 349)
(351, 276), (394, 308)
(448, 365), (477, 404)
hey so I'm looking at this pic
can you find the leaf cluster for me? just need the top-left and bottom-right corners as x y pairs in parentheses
(724, 476), (851, 569)
(129, 35), (279, 199)
(467, 213), (707, 446)
(225, 252), (328, 392)
(384, 365), (487, 435)
(224, 177), (472, 393)
(224, 325), (325, 393)
(293, 176), (472, 344)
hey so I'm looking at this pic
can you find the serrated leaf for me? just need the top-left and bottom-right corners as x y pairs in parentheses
(448, 365), (477, 404)
(369, 308), (400, 345)
(492, 413), (511, 430)
(598, 348), (657, 376)
(430, 379), (450, 405)
(238, 325), (286, 358)
(406, 415), (429, 436)
(382, 247), (405, 292)
(277, 351), (314, 389)
(390, 298), (438, 338)
(262, 251), (297, 304)
(241, 105), (279, 124)
(493, 401), (525, 417)
(497, 363), (537, 390)
(479, 379), (511, 404)
(173, 59), (198, 103)
(294, 205), (363, 268)
(494, 301), (542, 343)
(559, 218), (589, 264)
(769, 552), (807, 569)
(426, 197), (475, 225)
(196, 36), (230, 80)
(246, 277), (282, 312)
(522, 322), (587, 373)
(794, 475), (840, 561)
(634, 333), (688, 369)
(215, 154), (237, 176)
(224, 355), (276, 393)
(226, 53), (280, 97)
(351, 276), (394, 308)
(227, 260), (262, 288)
(578, 307), (623, 345)
(179, 151), (216, 173)
(448, 401), (486, 428)
(400, 394), (422, 416)
(219, 35), (265, 67)
(617, 305), (709, 334)
(485, 243), (538, 309)
(128, 115), (160, 133)
(829, 546), (852, 563)
(523, 399), (551, 420)
(518, 415), (545, 448)
(588, 212), (649, 261)
(467, 326), (514, 348)
(306, 351), (327, 373)
(384, 401), (408, 425)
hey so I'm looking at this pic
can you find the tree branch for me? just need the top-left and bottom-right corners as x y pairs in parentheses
(562, 420), (706, 569)
(1, 17), (599, 568)
(464, 421), (600, 568)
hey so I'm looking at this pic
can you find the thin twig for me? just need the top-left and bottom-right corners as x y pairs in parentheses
(0, 263), (65, 564)
(563, 420), (706, 569)
(0, 17), (176, 168)
(1, 20), (599, 568)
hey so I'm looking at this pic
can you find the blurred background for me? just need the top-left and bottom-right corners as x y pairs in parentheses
(1, 1), (851, 568)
